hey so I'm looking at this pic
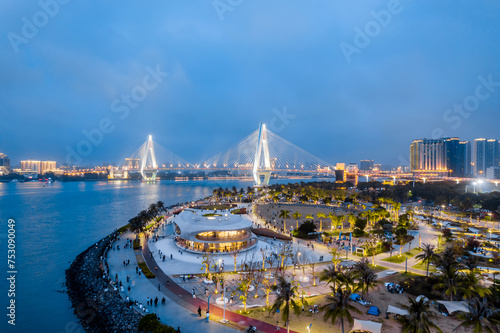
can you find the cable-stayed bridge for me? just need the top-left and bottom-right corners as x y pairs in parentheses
(122, 123), (335, 185)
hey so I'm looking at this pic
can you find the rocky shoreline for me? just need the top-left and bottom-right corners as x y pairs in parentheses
(66, 232), (141, 333)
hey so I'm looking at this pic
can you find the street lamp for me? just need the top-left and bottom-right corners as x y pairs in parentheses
(473, 182), (477, 194)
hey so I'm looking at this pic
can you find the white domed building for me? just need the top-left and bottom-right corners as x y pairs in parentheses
(173, 209), (257, 253)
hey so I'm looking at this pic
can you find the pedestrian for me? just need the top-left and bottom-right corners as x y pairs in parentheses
(158, 283), (161, 291)
(205, 310), (210, 322)
(192, 289), (196, 298)
(171, 254), (173, 260)
(162, 297), (166, 305)
(154, 297), (158, 306)
(197, 306), (202, 317)
(176, 327), (181, 333)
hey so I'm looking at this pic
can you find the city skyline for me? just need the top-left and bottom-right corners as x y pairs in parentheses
(1, 1), (500, 166)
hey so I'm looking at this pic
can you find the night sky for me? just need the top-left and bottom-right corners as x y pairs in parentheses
(1, 0), (499, 167)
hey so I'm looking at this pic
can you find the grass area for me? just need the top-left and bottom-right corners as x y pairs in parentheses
(116, 223), (130, 233)
(411, 261), (437, 273)
(133, 239), (141, 250)
(145, 223), (155, 231)
(382, 255), (407, 264)
(405, 247), (422, 257)
(138, 262), (156, 279)
(202, 213), (223, 217)
(367, 264), (390, 273)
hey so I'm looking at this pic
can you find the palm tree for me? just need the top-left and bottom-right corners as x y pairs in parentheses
(415, 243), (436, 277)
(317, 212), (326, 232)
(456, 297), (499, 333)
(292, 211), (302, 229)
(337, 271), (356, 292)
(347, 214), (356, 231)
(338, 213), (345, 231)
(461, 271), (492, 300)
(321, 287), (361, 333)
(269, 277), (301, 333)
(433, 265), (463, 301)
(279, 210), (290, 231)
(398, 297), (442, 333)
(328, 213), (338, 232)
(352, 258), (378, 298)
(320, 265), (340, 292)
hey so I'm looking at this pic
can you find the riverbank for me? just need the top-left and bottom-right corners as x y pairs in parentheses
(66, 232), (142, 332)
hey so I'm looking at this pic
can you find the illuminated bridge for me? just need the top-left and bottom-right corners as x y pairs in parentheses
(122, 123), (335, 185)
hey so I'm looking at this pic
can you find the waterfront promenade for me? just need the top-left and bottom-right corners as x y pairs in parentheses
(107, 232), (239, 332)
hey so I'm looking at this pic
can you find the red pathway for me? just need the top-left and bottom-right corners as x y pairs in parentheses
(142, 239), (299, 333)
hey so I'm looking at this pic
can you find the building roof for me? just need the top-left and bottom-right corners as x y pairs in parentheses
(174, 209), (253, 240)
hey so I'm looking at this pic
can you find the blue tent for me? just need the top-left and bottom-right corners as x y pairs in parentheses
(350, 293), (361, 301)
(367, 306), (381, 316)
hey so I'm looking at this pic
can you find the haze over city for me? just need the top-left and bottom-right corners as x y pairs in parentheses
(1, 0), (500, 166)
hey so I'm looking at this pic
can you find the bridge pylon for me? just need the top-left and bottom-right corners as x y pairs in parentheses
(141, 135), (158, 182)
(253, 123), (272, 187)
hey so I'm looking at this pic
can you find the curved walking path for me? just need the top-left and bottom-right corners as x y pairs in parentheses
(141, 238), (298, 333)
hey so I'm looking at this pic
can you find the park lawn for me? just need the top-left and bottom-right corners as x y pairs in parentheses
(382, 247), (422, 264)
(382, 250), (419, 264)
(382, 255), (407, 264)
(405, 248), (422, 257)
(411, 261), (437, 273)
(368, 264), (390, 273)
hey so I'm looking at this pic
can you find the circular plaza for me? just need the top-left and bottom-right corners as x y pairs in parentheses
(173, 209), (257, 253)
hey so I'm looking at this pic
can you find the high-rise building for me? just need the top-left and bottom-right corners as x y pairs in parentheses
(347, 163), (358, 174)
(472, 138), (499, 177)
(0, 153), (10, 170)
(21, 160), (41, 173)
(486, 139), (499, 169)
(41, 161), (57, 174)
(410, 139), (447, 172)
(444, 138), (460, 176)
(20, 160), (57, 175)
(359, 160), (374, 171)
(458, 141), (472, 177)
(486, 167), (500, 180)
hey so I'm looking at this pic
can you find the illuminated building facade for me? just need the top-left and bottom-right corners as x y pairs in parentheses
(473, 138), (499, 177)
(173, 209), (257, 253)
(21, 160), (57, 175)
(410, 139), (447, 172)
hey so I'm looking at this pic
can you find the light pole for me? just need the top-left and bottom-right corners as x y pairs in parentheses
(221, 286), (228, 323)
(473, 182), (477, 194)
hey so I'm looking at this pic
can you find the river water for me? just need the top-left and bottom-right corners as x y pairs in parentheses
(0, 179), (309, 333)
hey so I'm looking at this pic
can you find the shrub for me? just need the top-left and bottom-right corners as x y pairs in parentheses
(116, 224), (130, 233)
(138, 262), (156, 279)
(400, 275), (441, 299)
(442, 228), (452, 238)
(133, 239), (141, 250)
(138, 314), (176, 333)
